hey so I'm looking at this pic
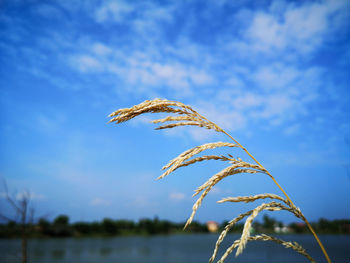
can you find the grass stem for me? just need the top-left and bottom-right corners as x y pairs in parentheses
(110, 99), (331, 263)
(221, 129), (332, 263)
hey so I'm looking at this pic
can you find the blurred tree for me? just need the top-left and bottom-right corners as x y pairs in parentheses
(52, 214), (72, 237)
(115, 219), (135, 233)
(102, 218), (118, 235)
(73, 222), (92, 235)
(186, 221), (208, 233)
(53, 215), (69, 226)
(138, 218), (156, 234)
(263, 214), (276, 231)
(90, 221), (101, 233)
(0, 181), (34, 263)
(38, 218), (50, 235)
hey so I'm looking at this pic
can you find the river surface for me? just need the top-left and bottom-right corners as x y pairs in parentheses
(0, 234), (349, 263)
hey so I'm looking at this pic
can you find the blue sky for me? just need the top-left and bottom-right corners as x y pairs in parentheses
(0, 0), (349, 224)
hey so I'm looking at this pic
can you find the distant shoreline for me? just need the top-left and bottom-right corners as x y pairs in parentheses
(1, 215), (349, 239)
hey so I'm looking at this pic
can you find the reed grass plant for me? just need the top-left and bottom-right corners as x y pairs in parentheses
(109, 98), (331, 263)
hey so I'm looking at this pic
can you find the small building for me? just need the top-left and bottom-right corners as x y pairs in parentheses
(207, 221), (219, 232)
(274, 224), (291, 234)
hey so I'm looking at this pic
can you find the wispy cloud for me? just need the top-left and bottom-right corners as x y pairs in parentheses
(1, 0), (349, 222)
(283, 123), (300, 136)
(17, 192), (45, 201)
(236, 0), (349, 55)
(95, 0), (134, 23)
(70, 55), (104, 73)
(169, 192), (186, 201)
(90, 198), (111, 207)
(0, 191), (45, 201)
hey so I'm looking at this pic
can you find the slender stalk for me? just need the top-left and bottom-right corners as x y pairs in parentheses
(220, 129), (331, 263)
(110, 99), (331, 262)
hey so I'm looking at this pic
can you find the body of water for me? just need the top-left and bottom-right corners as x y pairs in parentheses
(0, 234), (349, 263)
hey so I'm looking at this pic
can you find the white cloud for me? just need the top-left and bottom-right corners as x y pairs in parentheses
(251, 94), (294, 120)
(150, 63), (189, 90)
(69, 42), (213, 98)
(128, 115), (156, 128)
(190, 71), (213, 85)
(283, 124), (300, 136)
(141, 4), (173, 22)
(195, 100), (246, 132)
(169, 192), (186, 201)
(224, 75), (245, 88)
(90, 198), (111, 206)
(94, 0), (174, 44)
(135, 3), (177, 45)
(232, 93), (263, 110)
(221, 63), (323, 126)
(1, 0), (349, 223)
(1, 191), (44, 201)
(71, 55), (103, 72)
(50, 0), (345, 140)
(214, 89), (297, 129)
(209, 186), (222, 195)
(187, 127), (216, 142)
(246, 12), (286, 51)
(143, 62), (213, 92)
(95, 0), (133, 23)
(15, 192), (45, 200)
(269, 0), (288, 14)
(91, 43), (112, 56)
(253, 64), (300, 90)
(242, 0), (350, 54)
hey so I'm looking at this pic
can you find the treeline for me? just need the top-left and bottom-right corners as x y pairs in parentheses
(244, 215), (350, 234)
(0, 215), (208, 238)
(0, 215), (349, 238)
(306, 218), (350, 234)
